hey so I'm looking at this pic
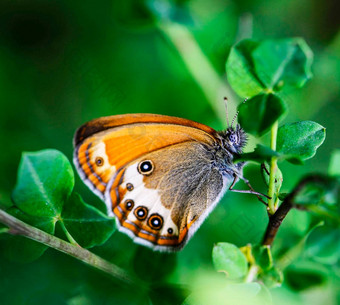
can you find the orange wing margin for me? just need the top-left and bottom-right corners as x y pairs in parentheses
(74, 113), (218, 146)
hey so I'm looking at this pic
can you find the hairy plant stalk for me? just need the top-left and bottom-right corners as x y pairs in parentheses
(0, 209), (135, 284)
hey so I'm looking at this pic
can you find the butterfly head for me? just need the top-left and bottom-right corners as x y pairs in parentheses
(219, 124), (247, 154)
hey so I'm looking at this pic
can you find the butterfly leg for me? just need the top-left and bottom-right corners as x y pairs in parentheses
(229, 174), (270, 206)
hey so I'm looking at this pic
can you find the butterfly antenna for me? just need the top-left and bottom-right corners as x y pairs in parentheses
(231, 110), (239, 128)
(224, 97), (230, 128)
(231, 98), (248, 128)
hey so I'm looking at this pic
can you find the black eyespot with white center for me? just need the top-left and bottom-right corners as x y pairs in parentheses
(134, 206), (148, 220)
(95, 157), (104, 167)
(125, 199), (134, 210)
(138, 160), (154, 175)
(167, 228), (173, 234)
(148, 213), (163, 230)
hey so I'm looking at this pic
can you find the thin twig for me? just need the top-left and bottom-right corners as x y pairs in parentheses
(0, 209), (135, 284)
(262, 196), (293, 246)
(262, 175), (330, 246)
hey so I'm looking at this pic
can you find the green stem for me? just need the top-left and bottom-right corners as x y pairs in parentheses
(244, 264), (259, 283)
(274, 197), (280, 211)
(267, 121), (279, 215)
(0, 209), (135, 284)
(156, 19), (238, 125)
(58, 220), (79, 246)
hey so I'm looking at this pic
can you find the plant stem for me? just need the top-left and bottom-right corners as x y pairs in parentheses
(262, 175), (329, 246)
(59, 220), (79, 246)
(262, 197), (293, 246)
(244, 265), (259, 283)
(0, 209), (135, 284)
(267, 121), (279, 215)
(156, 19), (238, 125)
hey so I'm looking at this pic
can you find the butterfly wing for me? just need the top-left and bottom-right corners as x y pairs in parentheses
(109, 141), (233, 251)
(73, 113), (218, 201)
(74, 114), (230, 251)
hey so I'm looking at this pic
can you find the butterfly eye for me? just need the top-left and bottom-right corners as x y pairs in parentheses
(95, 157), (104, 167)
(229, 134), (238, 143)
(148, 214), (163, 230)
(138, 160), (154, 175)
(134, 206), (148, 220)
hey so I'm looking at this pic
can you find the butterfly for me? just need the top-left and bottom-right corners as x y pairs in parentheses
(73, 110), (266, 251)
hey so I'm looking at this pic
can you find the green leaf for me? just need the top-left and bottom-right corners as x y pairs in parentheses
(252, 38), (313, 91)
(305, 225), (340, 264)
(235, 144), (280, 163)
(277, 121), (326, 164)
(252, 245), (273, 271)
(61, 193), (116, 248)
(6, 149), (75, 261)
(240, 244), (282, 288)
(260, 266), (283, 288)
(212, 243), (248, 280)
(226, 39), (264, 97)
(9, 149), (117, 257)
(294, 175), (339, 207)
(12, 149), (74, 218)
(238, 122), (326, 164)
(238, 94), (287, 136)
(284, 261), (328, 291)
(329, 149), (340, 177)
(226, 38), (313, 97)
(5, 149), (120, 260)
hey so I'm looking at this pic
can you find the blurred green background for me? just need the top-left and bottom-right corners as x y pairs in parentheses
(0, 0), (339, 304)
